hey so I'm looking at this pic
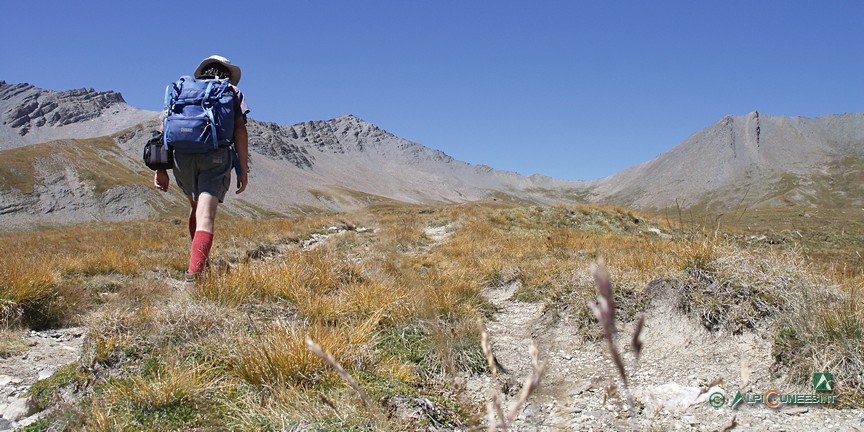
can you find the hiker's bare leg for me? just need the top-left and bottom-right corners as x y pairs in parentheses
(194, 193), (219, 233)
(187, 198), (198, 239)
(187, 193), (219, 275)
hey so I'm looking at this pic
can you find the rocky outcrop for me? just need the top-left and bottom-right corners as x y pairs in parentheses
(246, 120), (315, 169)
(1, 82), (125, 135)
(0, 81), (158, 150)
(246, 114), (456, 168)
(0, 327), (86, 429)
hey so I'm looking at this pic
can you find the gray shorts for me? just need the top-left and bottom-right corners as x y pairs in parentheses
(172, 147), (232, 202)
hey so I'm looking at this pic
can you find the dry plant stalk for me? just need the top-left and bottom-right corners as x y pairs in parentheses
(589, 263), (628, 386)
(631, 314), (645, 361)
(305, 337), (370, 409)
(505, 343), (546, 424)
(478, 321), (546, 431)
(480, 322), (499, 378)
(588, 263), (645, 416)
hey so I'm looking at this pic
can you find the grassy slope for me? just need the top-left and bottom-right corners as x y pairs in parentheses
(0, 136), (145, 195)
(0, 202), (861, 429)
(0, 134), (446, 222)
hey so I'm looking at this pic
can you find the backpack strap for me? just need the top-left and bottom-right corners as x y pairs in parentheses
(209, 80), (230, 100)
(162, 81), (177, 150)
(163, 84), (172, 111)
(201, 81), (220, 149)
(200, 79), (232, 149)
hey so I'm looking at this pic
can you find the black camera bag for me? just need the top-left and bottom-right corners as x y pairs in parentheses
(143, 131), (174, 171)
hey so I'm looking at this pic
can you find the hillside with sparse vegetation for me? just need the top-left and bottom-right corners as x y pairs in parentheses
(1, 202), (862, 430)
(2, 81), (864, 430)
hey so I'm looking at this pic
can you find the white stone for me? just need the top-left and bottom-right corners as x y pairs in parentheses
(635, 383), (725, 416)
(782, 407), (809, 416)
(37, 367), (56, 381)
(2, 396), (38, 421)
(19, 411), (47, 427)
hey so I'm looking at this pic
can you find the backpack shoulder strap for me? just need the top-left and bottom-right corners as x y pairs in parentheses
(164, 76), (191, 109)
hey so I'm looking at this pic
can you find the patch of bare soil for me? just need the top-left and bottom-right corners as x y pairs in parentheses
(468, 280), (864, 431)
(0, 327), (85, 429)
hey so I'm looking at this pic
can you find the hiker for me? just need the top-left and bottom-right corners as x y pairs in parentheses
(153, 55), (250, 282)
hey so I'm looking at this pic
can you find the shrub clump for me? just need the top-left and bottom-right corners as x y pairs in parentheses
(677, 244), (806, 333)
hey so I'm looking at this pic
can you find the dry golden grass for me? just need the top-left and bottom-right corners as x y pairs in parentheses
(85, 362), (222, 431)
(0, 328), (28, 358)
(0, 255), (56, 328)
(83, 305), (156, 365)
(657, 206), (864, 403)
(234, 316), (380, 388)
(5, 201), (864, 430)
(224, 384), (392, 430)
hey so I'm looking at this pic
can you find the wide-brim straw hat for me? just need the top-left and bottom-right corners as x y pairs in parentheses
(194, 55), (242, 85)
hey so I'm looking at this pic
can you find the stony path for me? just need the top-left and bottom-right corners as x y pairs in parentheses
(465, 278), (864, 431)
(0, 327), (86, 430)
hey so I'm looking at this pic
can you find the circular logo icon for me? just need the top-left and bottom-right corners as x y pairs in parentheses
(764, 389), (781, 408)
(709, 392), (726, 409)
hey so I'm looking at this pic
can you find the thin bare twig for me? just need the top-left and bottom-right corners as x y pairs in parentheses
(505, 342), (546, 424)
(589, 263), (628, 387)
(589, 263), (645, 421)
(478, 322), (546, 431)
(491, 394), (508, 432)
(480, 321), (499, 378)
(305, 337), (370, 409)
(631, 314), (645, 362)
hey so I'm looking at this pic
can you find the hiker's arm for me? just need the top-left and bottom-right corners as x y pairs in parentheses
(234, 119), (249, 194)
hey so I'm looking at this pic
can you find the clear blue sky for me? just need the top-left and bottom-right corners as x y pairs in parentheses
(2, 1), (861, 180)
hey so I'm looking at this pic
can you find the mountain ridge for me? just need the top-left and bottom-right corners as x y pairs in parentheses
(1, 79), (863, 227)
(0, 81), (589, 227)
(0, 80), (158, 150)
(590, 111), (864, 209)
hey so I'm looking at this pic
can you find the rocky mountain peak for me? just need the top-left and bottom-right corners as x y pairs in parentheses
(1, 82), (128, 136)
(0, 81), (157, 149)
(246, 113), (455, 171)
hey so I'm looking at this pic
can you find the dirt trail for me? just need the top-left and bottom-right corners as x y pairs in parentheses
(6, 220), (864, 431)
(470, 278), (864, 431)
(0, 327), (86, 429)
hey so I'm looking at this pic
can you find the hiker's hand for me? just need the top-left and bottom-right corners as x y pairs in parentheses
(236, 173), (247, 194)
(154, 170), (170, 192)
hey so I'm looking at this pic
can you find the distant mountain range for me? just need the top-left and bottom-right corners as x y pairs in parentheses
(589, 111), (864, 210)
(1, 80), (862, 227)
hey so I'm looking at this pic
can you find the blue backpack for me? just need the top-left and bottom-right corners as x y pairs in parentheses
(163, 76), (236, 153)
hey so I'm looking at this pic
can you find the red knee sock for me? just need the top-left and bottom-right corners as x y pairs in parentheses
(188, 230), (214, 274)
(188, 213), (197, 239)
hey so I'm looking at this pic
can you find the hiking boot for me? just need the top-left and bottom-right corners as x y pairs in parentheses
(182, 271), (200, 289)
